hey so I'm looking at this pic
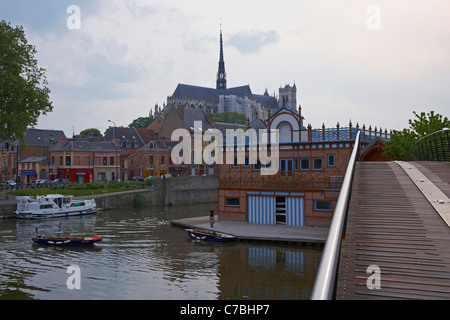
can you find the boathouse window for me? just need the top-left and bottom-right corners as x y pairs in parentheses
(280, 159), (294, 177)
(110, 157), (114, 166)
(314, 200), (332, 212)
(328, 154), (335, 167)
(253, 159), (262, 171)
(313, 158), (323, 171)
(244, 156), (249, 168)
(300, 158), (310, 170)
(226, 197), (240, 207)
(65, 156), (71, 166)
(233, 157), (238, 168)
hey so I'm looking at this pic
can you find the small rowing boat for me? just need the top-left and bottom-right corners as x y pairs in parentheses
(186, 228), (236, 242)
(32, 228), (102, 246)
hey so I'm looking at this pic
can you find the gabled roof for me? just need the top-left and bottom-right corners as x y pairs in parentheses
(24, 129), (66, 146)
(183, 109), (214, 132)
(51, 140), (126, 154)
(104, 127), (145, 147)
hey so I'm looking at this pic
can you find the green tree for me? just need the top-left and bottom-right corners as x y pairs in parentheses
(128, 117), (154, 128)
(80, 128), (102, 138)
(383, 111), (450, 160)
(0, 20), (53, 142)
(213, 111), (247, 125)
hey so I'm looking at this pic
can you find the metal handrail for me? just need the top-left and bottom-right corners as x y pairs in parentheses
(311, 131), (361, 300)
(404, 128), (450, 161)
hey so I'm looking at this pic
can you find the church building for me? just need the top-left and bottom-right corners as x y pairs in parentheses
(155, 28), (295, 121)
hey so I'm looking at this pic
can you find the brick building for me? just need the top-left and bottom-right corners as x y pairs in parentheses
(49, 138), (127, 183)
(218, 104), (390, 227)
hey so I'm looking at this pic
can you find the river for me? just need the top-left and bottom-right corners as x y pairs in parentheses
(0, 203), (322, 300)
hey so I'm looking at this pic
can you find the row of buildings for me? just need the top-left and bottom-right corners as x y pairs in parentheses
(1, 27), (392, 228)
(0, 100), (391, 228)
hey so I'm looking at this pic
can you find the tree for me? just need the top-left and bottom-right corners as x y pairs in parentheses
(128, 117), (154, 128)
(0, 20), (53, 142)
(213, 111), (247, 125)
(383, 111), (450, 160)
(80, 128), (102, 138)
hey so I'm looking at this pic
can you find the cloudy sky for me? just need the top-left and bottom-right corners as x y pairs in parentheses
(1, 0), (449, 137)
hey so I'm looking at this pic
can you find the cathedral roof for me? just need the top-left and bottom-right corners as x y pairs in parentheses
(172, 84), (218, 102)
(171, 83), (277, 109)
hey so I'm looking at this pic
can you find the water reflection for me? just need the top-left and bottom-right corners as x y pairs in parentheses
(0, 203), (322, 300)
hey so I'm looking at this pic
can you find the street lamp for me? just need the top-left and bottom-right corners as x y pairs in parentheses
(108, 120), (119, 181)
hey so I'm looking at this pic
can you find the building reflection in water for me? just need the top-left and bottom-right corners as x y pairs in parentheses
(217, 244), (322, 300)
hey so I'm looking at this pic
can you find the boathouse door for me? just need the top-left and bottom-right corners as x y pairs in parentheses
(248, 196), (276, 224)
(286, 197), (305, 227)
(248, 195), (304, 226)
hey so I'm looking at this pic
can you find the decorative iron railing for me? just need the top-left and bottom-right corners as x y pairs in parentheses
(404, 129), (450, 161)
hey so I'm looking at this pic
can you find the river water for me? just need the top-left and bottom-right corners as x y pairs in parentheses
(0, 203), (322, 300)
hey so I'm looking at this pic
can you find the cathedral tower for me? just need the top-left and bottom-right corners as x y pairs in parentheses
(216, 27), (227, 90)
(279, 83), (297, 109)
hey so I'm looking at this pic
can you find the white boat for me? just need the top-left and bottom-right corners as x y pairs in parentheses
(15, 194), (98, 219)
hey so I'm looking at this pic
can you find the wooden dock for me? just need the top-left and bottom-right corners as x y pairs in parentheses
(170, 216), (329, 244)
(336, 161), (450, 300)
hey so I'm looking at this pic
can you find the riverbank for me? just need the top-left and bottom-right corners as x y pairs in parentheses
(0, 176), (218, 219)
(171, 216), (329, 244)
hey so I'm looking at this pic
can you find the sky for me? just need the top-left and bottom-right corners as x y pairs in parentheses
(1, 0), (449, 137)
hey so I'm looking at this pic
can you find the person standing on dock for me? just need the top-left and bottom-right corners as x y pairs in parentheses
(209, 207), (215, 227)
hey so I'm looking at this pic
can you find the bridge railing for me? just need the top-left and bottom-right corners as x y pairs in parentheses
(404, 128), (450, 161)
(311, 131), (361, 300)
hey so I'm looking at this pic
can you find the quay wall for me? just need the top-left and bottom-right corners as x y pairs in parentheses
(0, 176), (218, 219)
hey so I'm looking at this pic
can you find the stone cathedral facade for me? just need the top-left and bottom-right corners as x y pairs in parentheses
(152, 28), (298, 122)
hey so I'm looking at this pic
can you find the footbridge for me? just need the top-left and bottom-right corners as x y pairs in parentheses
(312, 129), (450, 300)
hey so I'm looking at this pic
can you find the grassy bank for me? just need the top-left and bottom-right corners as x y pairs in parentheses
(9, 180), (151, 197)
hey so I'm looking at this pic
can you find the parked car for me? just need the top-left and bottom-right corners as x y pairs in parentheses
(52, 178), (69, 186)
(130, 176), (144, 182)
(145, 176), (159, 180)
(34, 179), (51, 187)
(5, 180), (16, 186)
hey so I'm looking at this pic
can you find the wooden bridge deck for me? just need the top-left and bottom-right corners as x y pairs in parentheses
(336, 161), (450, 300)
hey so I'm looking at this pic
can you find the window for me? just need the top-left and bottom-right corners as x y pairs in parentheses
(314, 200), (332, 211)
(280, 159), (293, 177)
(244, 156), (249, 168)
(103, 157), (107, 165)
(253, 159), (262, 171)
(161, 156), (165, 164)
(226, 197), (240, 207)
(313, 158), (323, 170)
(233, 157), (238, 168)
(110, 157), (115, 166)
(328, 154), (335, 167)
(65, 156), (71, 166)
(300, 158), (310, 170)
(150, 156), (153, 164)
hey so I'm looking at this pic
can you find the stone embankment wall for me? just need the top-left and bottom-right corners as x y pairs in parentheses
(0, 176), (218, 219)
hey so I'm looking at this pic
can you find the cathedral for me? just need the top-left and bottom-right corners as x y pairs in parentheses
(152, 28), (297, 121)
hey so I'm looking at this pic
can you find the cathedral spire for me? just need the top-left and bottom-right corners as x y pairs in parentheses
(216, 25), (227, 90)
